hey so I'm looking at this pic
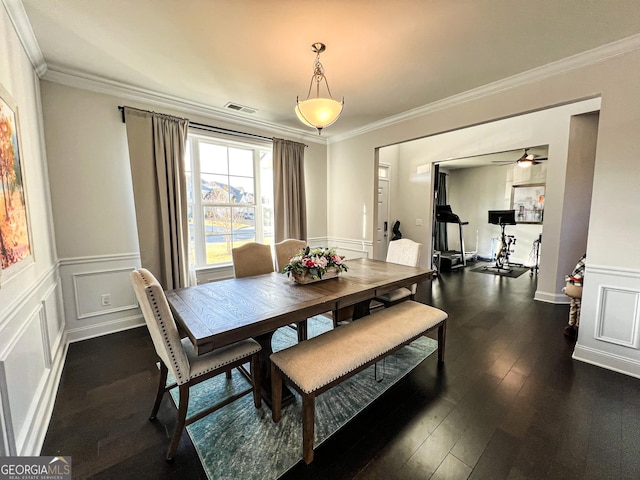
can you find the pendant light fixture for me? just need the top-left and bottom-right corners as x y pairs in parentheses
(295, 42), (344, 135)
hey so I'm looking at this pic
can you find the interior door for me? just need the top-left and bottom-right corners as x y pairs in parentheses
(376, 172), (390, 260)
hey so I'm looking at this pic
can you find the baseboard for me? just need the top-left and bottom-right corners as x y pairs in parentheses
(534, 290), (569, 304)
(573, 344), (640, 379)
(24, 332), (68, 455)
(66, 314), (144, 343)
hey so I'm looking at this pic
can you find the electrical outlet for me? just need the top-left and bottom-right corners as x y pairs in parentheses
(101, 294), (111, 306)
(415, 218), (423, 226)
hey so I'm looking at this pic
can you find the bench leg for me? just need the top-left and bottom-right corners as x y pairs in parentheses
(271, 363), (282, 422)
(437, 321), (446, 364)
(302, 395), (315, 464)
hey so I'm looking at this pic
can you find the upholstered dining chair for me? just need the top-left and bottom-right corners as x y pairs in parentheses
(231, 242), (275, 278)
(374, 238), (423, 307)
(130, 268), (262, 460)
(274, 238), (309, 341)
(274, 238), (307, 273)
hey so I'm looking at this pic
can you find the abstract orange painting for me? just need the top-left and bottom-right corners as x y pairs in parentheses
(0, 83), (31, 271)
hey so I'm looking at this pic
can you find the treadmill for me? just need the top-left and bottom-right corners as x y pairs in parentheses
(435, 205), (473, 271)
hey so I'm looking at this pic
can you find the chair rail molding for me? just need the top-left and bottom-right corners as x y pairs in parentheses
(326, 237), (372, 260)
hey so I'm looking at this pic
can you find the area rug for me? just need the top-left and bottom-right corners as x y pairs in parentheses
(168, 315), (438, 480)
(471, 263), (530, 278)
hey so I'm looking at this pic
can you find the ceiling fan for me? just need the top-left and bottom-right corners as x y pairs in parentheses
(492, 148), (548, 168)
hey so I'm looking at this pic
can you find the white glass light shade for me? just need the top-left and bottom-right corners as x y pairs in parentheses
(295, 98), (343, 130)
(517, 159), (533, 168)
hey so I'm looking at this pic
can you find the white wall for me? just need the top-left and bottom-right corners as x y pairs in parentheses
(328, 47), (640, 378)
(0, 6), (65, 456)
(445, 164), (545, 266)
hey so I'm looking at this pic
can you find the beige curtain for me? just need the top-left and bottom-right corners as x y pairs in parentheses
(124, 107), (191, 289)
(273, 138), (307, 242)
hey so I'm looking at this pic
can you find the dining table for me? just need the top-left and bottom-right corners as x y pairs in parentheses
(165, 257), (435, 407)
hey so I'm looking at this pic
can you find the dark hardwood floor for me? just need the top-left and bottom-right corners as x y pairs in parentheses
(42, 263), (640, 479)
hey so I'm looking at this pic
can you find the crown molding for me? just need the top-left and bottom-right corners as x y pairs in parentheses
(2, 0), (46, 76)
(7, 0), (640, 146)
(3, 0), (323, 144)
(329, 33), (640, 143)
(41, 64), (326, 145)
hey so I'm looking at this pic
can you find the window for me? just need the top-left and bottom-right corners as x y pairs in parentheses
(185, 134), (273, 267)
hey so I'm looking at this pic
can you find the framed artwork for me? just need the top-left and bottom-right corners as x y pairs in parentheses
(0, 82), (32, 280)
(511, 183), (545, 224)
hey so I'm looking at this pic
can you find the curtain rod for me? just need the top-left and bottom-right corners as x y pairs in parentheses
(118, 106), (307, 146)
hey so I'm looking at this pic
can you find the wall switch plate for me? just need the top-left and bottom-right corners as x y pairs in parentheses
(416, 218), (423, 226)
(101, 294), (111, 306)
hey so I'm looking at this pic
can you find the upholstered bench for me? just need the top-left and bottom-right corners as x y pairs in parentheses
(270, 300), (447, 464)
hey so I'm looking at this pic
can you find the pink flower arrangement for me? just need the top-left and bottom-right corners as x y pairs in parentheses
(282, 247), (348, 280)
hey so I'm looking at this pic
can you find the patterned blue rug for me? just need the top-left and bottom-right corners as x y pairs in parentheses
(169, 315), (438, 480)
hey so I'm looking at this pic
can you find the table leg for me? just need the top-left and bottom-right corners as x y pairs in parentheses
(351, 299), (372, 320)
(255, 331), (295, 409)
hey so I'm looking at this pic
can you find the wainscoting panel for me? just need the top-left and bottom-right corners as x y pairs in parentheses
(573, 264), (640, 378)
(595, 286), (640, 348)
(59, 254), (144, 342)
(0, 306), (47, 455)
(0, 398), (6, 456)
(44, 282), (65, 364)
(0, 267), (65, 456)
(72, 267), (138, 319)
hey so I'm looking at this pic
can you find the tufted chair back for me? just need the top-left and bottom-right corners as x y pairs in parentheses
(131, 268), (190, 385)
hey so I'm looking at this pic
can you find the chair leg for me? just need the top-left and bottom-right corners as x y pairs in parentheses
(437, 321), (446, 364)
(271, 363), (282, 422)
(150, 362), (168, 420)
(166, 384), (189, 461)
(225, 369), (232, 380)
(297, 319), (308, 342)
(251, 353), (261, 408)
(302, 395), (315, 464)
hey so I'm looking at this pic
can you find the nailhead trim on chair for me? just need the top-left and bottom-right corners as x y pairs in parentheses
(187, 340), (262, 378)
(140, 271), (186, 384)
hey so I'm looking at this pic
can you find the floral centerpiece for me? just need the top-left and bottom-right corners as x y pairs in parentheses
(282, 246), (348, 284)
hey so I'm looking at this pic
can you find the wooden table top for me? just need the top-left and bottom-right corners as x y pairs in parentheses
(166, 258), (434, 354)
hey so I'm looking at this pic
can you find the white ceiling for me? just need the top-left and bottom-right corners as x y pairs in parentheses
(17, 0), (640, 138)
(436, 145), (549, 170)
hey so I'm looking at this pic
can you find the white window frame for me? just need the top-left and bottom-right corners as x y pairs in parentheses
(186, 132), (273, 269)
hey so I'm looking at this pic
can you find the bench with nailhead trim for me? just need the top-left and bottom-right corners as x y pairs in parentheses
(270, 300), (447, 464)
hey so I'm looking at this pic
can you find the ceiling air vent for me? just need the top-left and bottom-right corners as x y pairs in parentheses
(224, 102), (258, 114)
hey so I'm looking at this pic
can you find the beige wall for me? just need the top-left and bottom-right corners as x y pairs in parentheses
(39, 81), (328, 337)
(40, 82), (328, 259)
(373, 99), (599, 295)
(328, 48), (640, 377)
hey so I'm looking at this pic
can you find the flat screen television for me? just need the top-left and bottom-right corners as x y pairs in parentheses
(488, 209), (516, 225)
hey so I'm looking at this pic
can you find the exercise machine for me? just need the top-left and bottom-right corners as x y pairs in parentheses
(435, 205), (476, 271)
(486, 210), (517, 272)
(530, 233), (541, 276)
